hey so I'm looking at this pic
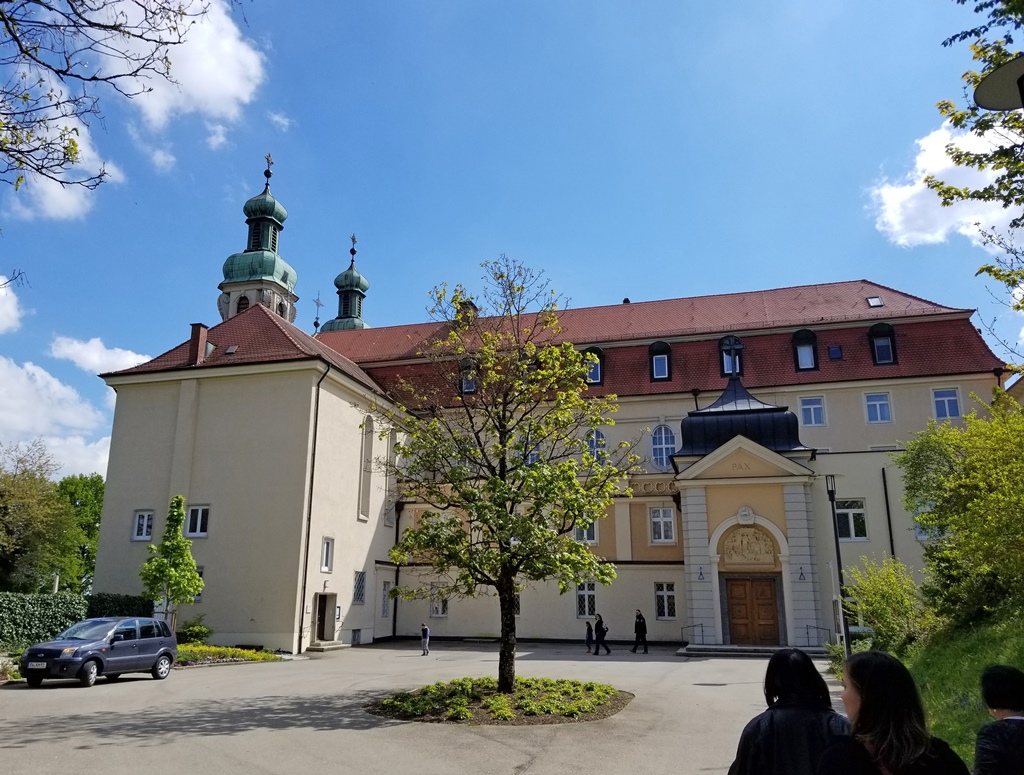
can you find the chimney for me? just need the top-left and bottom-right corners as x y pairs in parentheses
(188, 323), (209, 365)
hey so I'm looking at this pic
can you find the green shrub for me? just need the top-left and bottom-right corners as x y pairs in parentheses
(177, 613), (213, 644)
(844, 556), (922, 656)
(825, 638), (874, 680)
(86, 592), (154, 618)
(0, 592), (88, 649)
(175, 643), (281, 664)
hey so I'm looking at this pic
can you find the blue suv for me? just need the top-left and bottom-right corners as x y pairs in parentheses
(20, 617), (178, 688)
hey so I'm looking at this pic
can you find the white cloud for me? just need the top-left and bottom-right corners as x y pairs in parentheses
(206, 123), (228, 150)
(50, 336), (150, 374)
(151, 148), (176, 171)
(41, 435), (111, 477)
(0, 357), (105, 438)
(268, 111), (292, 131)
(871, 124), (1013, 249)
(0, 278), (22, 333)
(132, 0), (265, 130)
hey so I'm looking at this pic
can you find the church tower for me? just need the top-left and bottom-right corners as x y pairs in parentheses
(218, 156), (299, 323)
(320, 234), (370, 331)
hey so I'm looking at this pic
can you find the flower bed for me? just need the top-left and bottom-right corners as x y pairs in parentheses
(176, 643), (283, 666)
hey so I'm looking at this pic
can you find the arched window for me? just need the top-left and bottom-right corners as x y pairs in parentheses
(649, 341), (671, 381)
(586, 429), (607, 463)
(792, 329), (818, 371)
(868, 323), (896, 365)
(651, 425), (676, 468)
(277, 302), (286, 317)
(584, 347), (604, 384)
(236, 295), (250, 314)
(719, 335), (743, 377)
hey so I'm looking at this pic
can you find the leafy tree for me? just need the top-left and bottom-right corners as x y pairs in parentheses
(140, 495), (203, 630)
(895, 389), (1024, 624)
(379, 258), (640, 693)
(0, 0), (221, 195)
(843, 555), (922, 656)
(0, 440), (84, 592)
(927, 1), (1024, 362)
(55, 473), (104, 592)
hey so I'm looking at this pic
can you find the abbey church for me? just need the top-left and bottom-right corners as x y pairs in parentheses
(92, 171), (1005, 653)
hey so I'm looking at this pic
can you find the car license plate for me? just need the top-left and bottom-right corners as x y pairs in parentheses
(27, 661), (46, 669)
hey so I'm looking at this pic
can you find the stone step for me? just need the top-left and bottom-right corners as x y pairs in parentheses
(305, 641), (350, 652)
(678, 644), (829, 658)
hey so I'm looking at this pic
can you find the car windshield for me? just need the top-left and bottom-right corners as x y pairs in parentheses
(56, 620), (117, 640)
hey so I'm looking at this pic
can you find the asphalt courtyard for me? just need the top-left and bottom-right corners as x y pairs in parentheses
(0, 641), (844, 775)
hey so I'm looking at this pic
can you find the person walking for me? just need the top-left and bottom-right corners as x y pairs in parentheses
(631, 609), (648, 653)
(816, 651), (968, 775)
(593, 613), (611, 655)
(974, 664), (1024, 775)
(420, 622), (430, 656)
(728, 648), (850, 775)
(585, 620), (594, 653)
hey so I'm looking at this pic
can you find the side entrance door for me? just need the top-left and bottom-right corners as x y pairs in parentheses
(726, 578), (779, 646)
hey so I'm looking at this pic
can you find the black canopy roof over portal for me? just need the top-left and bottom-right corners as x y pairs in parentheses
(676, 377), (808, 457)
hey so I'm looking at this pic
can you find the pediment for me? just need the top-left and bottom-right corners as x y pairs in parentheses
(675, 435), (812, 481)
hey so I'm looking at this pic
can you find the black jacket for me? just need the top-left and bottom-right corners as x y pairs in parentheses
(974, 718), (1024, 775)
(729, 701), (850, 775)
(816, 735), (969, 775)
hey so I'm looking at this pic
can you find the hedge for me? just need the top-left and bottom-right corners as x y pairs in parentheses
(0, 592), (88, 649)
(0, 592), (155, 649)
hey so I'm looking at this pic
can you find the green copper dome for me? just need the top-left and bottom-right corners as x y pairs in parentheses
(243, 169), (288, 224)
(334, 259), (369, 292)
(222, 249), (298, 292)
(320, 315), (369, 331)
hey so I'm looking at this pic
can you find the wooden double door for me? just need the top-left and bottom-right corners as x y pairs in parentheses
(726, 577), (779, 645)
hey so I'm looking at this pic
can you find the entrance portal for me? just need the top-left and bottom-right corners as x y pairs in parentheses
(726, 578), (779, 645)
(313, 593), (337, 642)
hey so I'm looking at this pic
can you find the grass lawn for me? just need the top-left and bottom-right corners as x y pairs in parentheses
(369, 676), (632, 725)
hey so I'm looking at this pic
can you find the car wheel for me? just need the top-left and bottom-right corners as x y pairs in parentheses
(77, 660), (98, 688)
(151, 654), (171, 680)
(105, 673), (122, 682)
(26, 676), (43, 688)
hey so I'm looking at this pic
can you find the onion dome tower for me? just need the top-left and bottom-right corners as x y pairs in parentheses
(217, 155), (299, 323)
(320, 234), (370, 331)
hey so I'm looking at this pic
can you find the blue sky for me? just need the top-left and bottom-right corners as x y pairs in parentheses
(0, 0), (1017, 477)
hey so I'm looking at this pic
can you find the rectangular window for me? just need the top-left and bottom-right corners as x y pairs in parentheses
(576, 582), (596, 618)
(722, 351), (741, 376)
(933, 388), (960, 420)
(828, 345), (843, 360)
(796, 343), (816, 370)
(381, 580), (392, 618)
(353, 571), (366, 604)
(586, 359), (601, 384)
(650, 507), (675, 543)
(835, 499), (868, 540)
(185, 506), (209, 537)
(800, 396), (826, 426)
(321, 538), (334, 572)
(430, 583), (448, 618)
(513, 593), (521, 616)
(574, 523), (597, 544)
(358, 417), (373, 520)
(132, 510), (154, 541)
(652, 353), (669, 380)
(865, 393), (892, 423)
(872, 336), (894, 364)
(655, 582), (676, 619)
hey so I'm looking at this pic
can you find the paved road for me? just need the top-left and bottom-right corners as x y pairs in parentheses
(0, 642), (843, 775)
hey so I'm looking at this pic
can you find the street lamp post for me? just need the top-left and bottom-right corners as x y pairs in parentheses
(974, 55), (1024, 111)
(825, 474), (852, 658)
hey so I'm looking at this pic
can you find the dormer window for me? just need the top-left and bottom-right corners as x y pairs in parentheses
(792, 329), (818, 371)
(584, 347), (604, 384)
(236, 295), (250, 314)
(868, 323), (896, 365)
(649, 341), (671, 381)
(719, 335), (743, 377)
(460, 359), (477, 394)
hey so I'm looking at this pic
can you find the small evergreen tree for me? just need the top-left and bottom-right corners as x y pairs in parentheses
(140, 495), (203, 630)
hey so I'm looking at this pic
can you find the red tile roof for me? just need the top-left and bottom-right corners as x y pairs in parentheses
(318, 279), (968, 364)
(102, 304), (380, 392)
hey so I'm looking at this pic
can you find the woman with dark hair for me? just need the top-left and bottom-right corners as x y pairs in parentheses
(728, 648), (850, 775)
(817, 651), (968, 775)
(975, 664), (1024, 775)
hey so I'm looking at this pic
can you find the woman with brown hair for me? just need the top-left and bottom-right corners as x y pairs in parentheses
(817, 651), (968, 775)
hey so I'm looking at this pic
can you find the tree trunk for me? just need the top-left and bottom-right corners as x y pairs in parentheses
(497, 572), (517, 693)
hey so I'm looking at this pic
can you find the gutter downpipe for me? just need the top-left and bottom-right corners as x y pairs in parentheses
(297, 363), (331, 654)
(392, 502), (404, 638)
(881, 468), (896, 558)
